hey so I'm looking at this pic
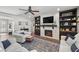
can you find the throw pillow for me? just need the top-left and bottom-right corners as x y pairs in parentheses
(2, 39), (11, 49)
(75, 33), (79, 38)
(65, 35), (76, 46)
(20, 32), (25, 35)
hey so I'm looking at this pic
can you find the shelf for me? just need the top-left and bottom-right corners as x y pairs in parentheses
(35, 16), (40, 36)
(60, 20), (76, 22)
(60, 31), (77, 33)
(60, 15), (76, 18)
(60, 31), (77, 36)
(59, 8), (77, 39)
(60, 25), (76, 27)
(77, 21), (79, 23)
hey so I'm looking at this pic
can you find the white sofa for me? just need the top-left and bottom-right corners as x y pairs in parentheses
(13, 31), (31, 43)
(59, 34), (79, 52)
(59, 37), (71, 52)
(0, 37), (37, 52)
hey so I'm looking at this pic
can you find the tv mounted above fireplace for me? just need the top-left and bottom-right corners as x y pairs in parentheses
(43, 16), (54, 23)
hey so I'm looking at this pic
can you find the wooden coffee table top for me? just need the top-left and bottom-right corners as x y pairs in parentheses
(26, 36), (33, 39)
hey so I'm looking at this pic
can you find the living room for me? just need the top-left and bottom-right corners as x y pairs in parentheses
(0, 6), (79, 52)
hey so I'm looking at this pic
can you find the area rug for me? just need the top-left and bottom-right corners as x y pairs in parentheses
(20, 37), (59, 52)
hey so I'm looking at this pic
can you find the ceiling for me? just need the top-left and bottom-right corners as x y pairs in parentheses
(0, 6), (78, 15)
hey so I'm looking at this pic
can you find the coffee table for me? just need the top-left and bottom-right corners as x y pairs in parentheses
(26, 36), (34, 42)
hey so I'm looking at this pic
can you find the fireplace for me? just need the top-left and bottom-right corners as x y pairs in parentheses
(45, 30), (52, 37)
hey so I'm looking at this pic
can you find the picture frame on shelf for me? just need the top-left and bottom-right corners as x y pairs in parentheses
(72, 17), (76, 20)
(71, 23), (76, 25)
(64, 22), (69, 26)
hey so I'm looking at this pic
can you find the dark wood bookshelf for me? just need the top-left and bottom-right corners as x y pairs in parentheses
(59, 8), (77, 40)
(35, 16), (40, 36)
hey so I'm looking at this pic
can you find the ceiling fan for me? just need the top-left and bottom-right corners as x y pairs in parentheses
(19, 6), (39, 15)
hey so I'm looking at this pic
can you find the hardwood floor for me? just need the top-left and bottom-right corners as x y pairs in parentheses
(34, 35), (60, 44)
(21, 37), (59, 52)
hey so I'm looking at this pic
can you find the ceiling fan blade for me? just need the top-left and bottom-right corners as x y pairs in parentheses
(32, 10), (39, 12)
(19, 9), (28, 11)
(30, 12), (34, 15)
(24, 12), (29, 14)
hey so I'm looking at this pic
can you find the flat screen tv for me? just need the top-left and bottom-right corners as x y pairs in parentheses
(43, 16), (54, 23)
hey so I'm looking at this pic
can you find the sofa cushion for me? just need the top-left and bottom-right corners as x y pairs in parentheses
(75, 49), (79, 52)
(2, 39), (11, 49)
(75, 33), (79, 38)
(5, 43), (28, 52)
(65, 35), (76, 46)
(0, 41), (4, 49)
(75, 37), (79, 48)
(8, 37), (16, 44)
(0, 47), (5, 52)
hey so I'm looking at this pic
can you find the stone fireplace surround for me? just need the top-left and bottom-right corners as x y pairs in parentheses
(41, 27), (53, 38)
(45, 30), (52, 37)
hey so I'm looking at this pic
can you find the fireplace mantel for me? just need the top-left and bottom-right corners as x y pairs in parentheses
(40, 24), (57, 29)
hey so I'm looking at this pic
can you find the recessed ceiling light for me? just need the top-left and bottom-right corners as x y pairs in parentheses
(57, 8), (60, 11)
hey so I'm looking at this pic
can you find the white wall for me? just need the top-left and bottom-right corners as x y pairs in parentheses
(53, 12), (59, 40)
(0, 12), (33, 33)
(12, 15), (34, 33)
(40, 12), (59, 40)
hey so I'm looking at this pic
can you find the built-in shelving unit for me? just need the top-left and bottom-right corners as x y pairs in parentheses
(35, 16), (40, 36)
(59, 8), (77, 39)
